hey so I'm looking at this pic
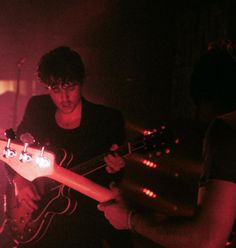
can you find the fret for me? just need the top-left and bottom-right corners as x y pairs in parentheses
(71, 137), (157, 176)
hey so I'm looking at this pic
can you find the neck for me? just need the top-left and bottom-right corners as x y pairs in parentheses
(55, 103), (82, 129)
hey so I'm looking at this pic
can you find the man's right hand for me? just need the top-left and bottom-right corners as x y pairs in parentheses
(13, 174), (41, 211)
(97, 182), (131, 230)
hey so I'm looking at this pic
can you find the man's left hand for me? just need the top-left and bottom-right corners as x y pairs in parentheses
(104, 144), (125, 173)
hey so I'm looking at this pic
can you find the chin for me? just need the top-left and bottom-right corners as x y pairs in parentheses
(60, 107), (74, 114)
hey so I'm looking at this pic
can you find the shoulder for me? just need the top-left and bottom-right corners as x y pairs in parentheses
(27, 94), (53, 106)
(203, 112), (236, 166)
(206, 111), (236, 140)
(203, 112), (236, 183)
(26, 94), (55, 112)
(219, 110), (236, 130)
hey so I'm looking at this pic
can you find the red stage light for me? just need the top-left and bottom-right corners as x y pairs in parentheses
(142, 159), (157, 168)
(142, 188), (157, 198)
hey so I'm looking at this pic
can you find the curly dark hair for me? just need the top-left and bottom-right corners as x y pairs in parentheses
(190, 39), (236, 112)
(37, 46), (85, 86)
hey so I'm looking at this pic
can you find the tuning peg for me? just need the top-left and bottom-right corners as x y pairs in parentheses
(5, 128), (16, 140)
(3, 129), (17, 158)
(20, 133), (35, 146)
(19, 133), (35, 163)
(35, 146), (50, 168)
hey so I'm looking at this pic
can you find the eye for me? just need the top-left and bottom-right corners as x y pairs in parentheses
(62, 82), (79, 91)
(47, 85), (61, 93)
(52, 87), (61, 93)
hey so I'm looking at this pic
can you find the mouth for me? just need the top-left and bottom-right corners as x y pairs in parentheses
(61, 102), (72, 108)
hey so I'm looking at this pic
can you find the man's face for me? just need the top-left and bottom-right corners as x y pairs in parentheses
(48, 82), (82, 114)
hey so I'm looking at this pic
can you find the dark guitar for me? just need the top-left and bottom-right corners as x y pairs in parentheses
(0, 126), (177, 244)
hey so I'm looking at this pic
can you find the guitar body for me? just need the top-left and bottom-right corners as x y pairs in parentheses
(7, 149), (78, 244)
(7, 181), (78, 244)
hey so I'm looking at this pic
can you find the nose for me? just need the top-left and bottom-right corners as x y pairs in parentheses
(60, 88), (69, 101)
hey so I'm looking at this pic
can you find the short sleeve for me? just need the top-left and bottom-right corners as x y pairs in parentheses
(200, 118), (236, 185)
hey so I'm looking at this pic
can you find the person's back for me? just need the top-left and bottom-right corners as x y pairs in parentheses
(98, 39), (236, 247)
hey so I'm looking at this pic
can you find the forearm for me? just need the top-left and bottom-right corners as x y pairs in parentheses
(131, 213), (208, 248)
(99, 182), (235, 248)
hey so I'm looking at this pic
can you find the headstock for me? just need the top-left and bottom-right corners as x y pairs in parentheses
(0, 130), (55, 181)
(133, 125), (179, 155)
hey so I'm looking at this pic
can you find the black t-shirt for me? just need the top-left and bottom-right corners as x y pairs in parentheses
(200, 111), (236, 245)
(15, 95), (132, 248)
(201, 113), (236, 185)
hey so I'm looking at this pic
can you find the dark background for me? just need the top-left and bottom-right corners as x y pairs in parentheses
(1, 0), (235, 131)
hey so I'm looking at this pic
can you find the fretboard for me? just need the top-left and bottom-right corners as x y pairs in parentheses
(71, 140), (146, 176)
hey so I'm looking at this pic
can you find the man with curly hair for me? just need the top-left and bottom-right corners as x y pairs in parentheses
(11, 46), (132, 248)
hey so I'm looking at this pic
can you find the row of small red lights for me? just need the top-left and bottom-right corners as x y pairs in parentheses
(141, 187), (157, 198)
(142, 159), (157, 168)
(141, 127), (178, 200)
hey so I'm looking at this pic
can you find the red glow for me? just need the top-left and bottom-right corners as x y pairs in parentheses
(143, 130), (152, 135)
(126, 123), (146, 135)
(142, 159), (157, 168)
(156, 151), (162, 156)
(175, 138), (180, 144)
(143, 129), (157, 136)
(142, 188), (157, 198)
(165, 148), (171, 154)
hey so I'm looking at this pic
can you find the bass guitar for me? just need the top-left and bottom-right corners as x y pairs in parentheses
(0, 126), (177, 244)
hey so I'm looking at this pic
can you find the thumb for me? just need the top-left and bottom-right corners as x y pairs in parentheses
(109, 182), (120, 193)
(109, 182), (120, 197)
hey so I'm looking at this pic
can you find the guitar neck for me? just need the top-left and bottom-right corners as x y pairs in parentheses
(0, 127), (174, 204)
(51, 143), (141, 202)
(49, 163), (113, 202)
(74, 141), (145, 176)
